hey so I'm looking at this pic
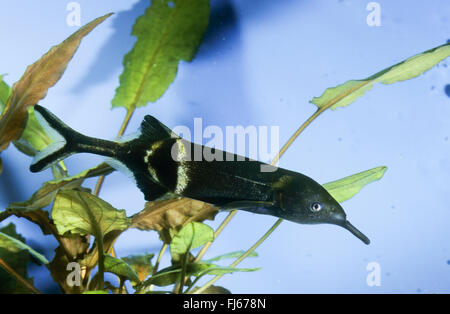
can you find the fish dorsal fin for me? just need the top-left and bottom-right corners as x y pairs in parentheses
(140, 115), (178, 142)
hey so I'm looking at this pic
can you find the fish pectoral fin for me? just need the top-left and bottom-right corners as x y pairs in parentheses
(219, 200), (276, 211)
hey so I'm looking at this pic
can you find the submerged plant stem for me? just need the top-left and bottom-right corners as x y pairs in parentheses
(0, 257), (41, 294)
(192, 218), (283, 294)
(148, 242), (168, 292)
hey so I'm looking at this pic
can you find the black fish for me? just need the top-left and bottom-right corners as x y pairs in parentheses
(30, 105), (370, 244)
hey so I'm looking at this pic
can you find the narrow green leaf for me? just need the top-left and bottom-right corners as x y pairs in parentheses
(170, 222), (214, 256)
(0, 227), (48, 265)
(323, 166), (387, 203)
(52, 190), (130, 236)
(144, 262), (212, 287)
(0, 74), (11, 112)
(112, 0), (209, 109)
(203, 250), (258, 263)
(196, 266), (260, 278)
(311, 43), (450, 110)
(104, 254), (140, 283)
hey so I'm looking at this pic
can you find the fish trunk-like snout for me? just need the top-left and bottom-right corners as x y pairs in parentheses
(342, 220), (370, 245)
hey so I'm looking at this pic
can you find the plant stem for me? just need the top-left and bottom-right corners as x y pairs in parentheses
(148, 242), (167, 292)
(192, 218), (283, 294)
(270, 108), (325, 166)
(96, 237), (105, 291)
(0, 257), (41, 294)
(78, 192), (105, 290)
(119, 278), (125, 294)
(177, 252), (189, 294)
(153, 243), (167, 274)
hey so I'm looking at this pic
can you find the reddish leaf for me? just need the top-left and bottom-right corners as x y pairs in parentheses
(0, 13), (113, 152)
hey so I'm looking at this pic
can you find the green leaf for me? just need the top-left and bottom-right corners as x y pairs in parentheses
(203, 250), (258, 263)
(8, 163), (113, 212)
(52, 190), (130, 236)
(311, 43), (450, 111)
(112, 0), (209, 109)
(0, 230), (48, 265)
(144, 262), (212, 287)
(323, 166), (387, 203)
(104, 254), (140, 283)
(13, 107), (52, 156)
(195, 266), (260, 277)
(170, 222), (214, 256)
(121, 253), (154, 282)
(0, 224), (33, 293)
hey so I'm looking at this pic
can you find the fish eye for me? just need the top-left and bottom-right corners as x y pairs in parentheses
(310, 202), (322, 212)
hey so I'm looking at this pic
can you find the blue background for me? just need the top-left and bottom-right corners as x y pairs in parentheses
(0, 0), (449, 293)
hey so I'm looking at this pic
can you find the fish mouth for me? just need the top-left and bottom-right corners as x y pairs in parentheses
(342, 220), (370, 245)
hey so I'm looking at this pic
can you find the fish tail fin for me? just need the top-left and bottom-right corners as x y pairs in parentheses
(30, 105), (114, 173)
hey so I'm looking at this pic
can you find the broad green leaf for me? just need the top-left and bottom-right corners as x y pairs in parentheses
(203, 250), (258, 263)
(311, 43), (450, 110)
(323, 166), (387, 203)
(8, 162), (113, 211)
(0, 230), (48, 265)
(3, 164), (111, 236)
(0, 13), (113, 152)
(122, 253), (154, 282)
(131, 197), (218, 243)
(52, 190), (130, 236)
(104, 254), (140, 283)
(170, 222), (214, 256)
(112, 0), (209, 109)
(0, 224), (33, 293)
